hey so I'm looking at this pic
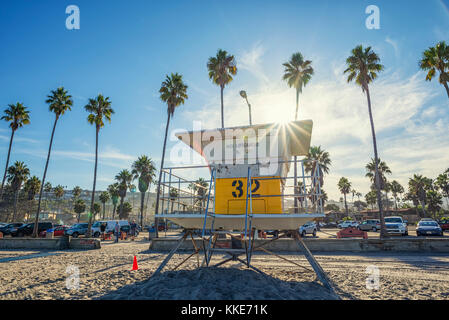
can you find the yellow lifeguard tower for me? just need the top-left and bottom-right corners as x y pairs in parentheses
(152, 120), (335, 294)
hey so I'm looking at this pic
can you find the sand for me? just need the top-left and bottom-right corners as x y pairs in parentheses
(0, 240), (449, 300)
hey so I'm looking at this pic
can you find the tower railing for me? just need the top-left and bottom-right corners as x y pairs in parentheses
(156, 158), (324, 217)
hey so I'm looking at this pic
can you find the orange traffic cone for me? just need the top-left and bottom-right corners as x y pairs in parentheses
(132, 256), (139, 270)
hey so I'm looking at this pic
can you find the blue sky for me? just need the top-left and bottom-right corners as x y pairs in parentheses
(0, 0), (448, 201)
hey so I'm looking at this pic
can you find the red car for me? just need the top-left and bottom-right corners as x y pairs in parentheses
(438, 220), (449, 231)
(39, 225), (69, 237)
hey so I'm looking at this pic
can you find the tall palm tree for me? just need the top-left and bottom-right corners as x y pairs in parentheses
(390, 180), (404, 211)
(337, 177), (352, 217)
(207, 49), (237, 128)
(0, 103), (30, 200)
(282, 52), (314, 120)
(72, 186), (82, 199)
(420, 41), (449, 99)
(344, 45), (385, 236)
(154, 73), (188, 237)
(283, 52), (314, 212)
(115, 170), (133, 219)
(84, 94), (114, 237)
(33, 87), (73, 237)
(99, 191), (110, 220)
(304, 146), (330, 210)
(107, 183), (120, 219)
(132, 155), (156, 227)
(6, 161), (30, 221)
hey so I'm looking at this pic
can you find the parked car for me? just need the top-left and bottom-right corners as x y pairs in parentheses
(322, 222), (338, 228)
(384, 216), (408, 236)
(10, 222), (53, 237)
(299, 221), (317, 237)
(150, 222), (168, 232)
(438, 219), (449, 231)
(416, 220), (443, 236)
(358, 219), (381, 232)
(39, 225), (69, 237)
(0, 222), (23, 235)
(91, 220), (131, 237)
(65, 223), (89, 238)
(338, 221), (359, 229)
(266, 230), (280, 237)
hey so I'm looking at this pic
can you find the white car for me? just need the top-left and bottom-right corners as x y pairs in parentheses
(299, 222), (317, 237)
(384, 216), (408, 236)
(91, 220), (130, 237)
(338, 221), (359, 229)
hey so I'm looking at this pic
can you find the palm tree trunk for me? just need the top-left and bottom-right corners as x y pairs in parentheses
(140, 191), (145, 227)
(102, 203), (106, 219)
(112, 203), (117, 219)
(87, 127), (99, 237)
(0, 129), (15, 200)
(33, 117), (58, 237)
(12, 189), (18, 221)
(443, 81), (449, 99)
(344, 193), (349, 217)
(154, 112), (171, 238)
(220, 85), (224, 129)
(365, 86), (387, 239)
(119, 196), (124, 219)
(293, 89), (300, 213)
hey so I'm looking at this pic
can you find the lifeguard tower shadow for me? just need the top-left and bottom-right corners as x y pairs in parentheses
(152, 120), (340, 299)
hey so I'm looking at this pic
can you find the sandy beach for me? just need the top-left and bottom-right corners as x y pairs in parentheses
(1, 239), (449, 300)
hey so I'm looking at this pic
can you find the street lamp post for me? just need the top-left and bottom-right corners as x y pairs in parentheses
(240, 90), (252, 126)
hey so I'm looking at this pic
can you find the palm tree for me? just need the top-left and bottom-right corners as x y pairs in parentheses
(74, 199), (86, 222)
(154, 73), (188, 237)
(192, 178), (209, 213)
(6, 161), (30, 221)
(420, 41), (449, 99)
(107, 183), (120, 219)
(345, 45), (386, 237)
(283, 53), (314, 212)
(435, 172), (449, 207)
(365, 190), (377, 210)
(117, 201), (132, 219)
(72, 186), (82, 199)
(54, 185), (65, 216)
(207, 49), (237, 128)
(390, 180), (404, 211)
(85, 94), (114, 237)
(169, 188), (179, 213)
(426, 190), (443, 220)
(337, 177), (352, 217)
(24, 176), (41, 201)
(283, 52), (314, 120)
(409, 174), (430, 217)
(99, 191), (110, 220)
(131, 155), (156, 227)
(0, 103), (30, 200)
(33, 87), (73, 237)
(115, 170), (133, 219)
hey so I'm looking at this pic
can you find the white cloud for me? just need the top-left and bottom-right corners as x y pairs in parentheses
(385, 36), (399, 58)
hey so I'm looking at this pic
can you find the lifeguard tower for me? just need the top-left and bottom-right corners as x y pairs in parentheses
(152, 120), (336, 294)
